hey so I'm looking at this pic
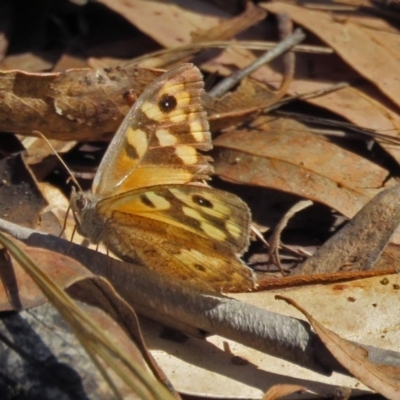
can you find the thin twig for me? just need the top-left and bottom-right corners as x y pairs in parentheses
(125, 40), (332, 68)
(264, 82), (349, 113)
(269, 200), (313, 275)
(275, 110), (400, 145)
(208, 28), (306, 98)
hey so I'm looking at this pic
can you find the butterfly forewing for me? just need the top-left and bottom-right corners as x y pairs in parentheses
(93, 64), (213, 197)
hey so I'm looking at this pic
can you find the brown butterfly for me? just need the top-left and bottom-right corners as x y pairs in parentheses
(71, 63), (255, 292)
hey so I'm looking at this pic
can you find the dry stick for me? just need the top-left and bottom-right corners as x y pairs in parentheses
(208, 28), (306, 98)
(0, 218), (400, 377)
(0, 219), (325, 374)
(295, 184), (400, 276)
(264, 82), (349, 114)
(273, 13), (295, 104)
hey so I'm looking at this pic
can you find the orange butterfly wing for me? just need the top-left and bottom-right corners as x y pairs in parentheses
(73, 64), (255, 292)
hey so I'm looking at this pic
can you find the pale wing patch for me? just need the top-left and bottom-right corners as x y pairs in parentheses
(156, 129), (178, 146)
(126, 127), (148, 158)
(181, 205), (202, 221)
(159, 83), (186, 99)
(175, 146), (198, 165)
(171, 90), (191, 107)
(190, 120), (208, 142)
(145, 191), (171, 209)
(169, 112), (189, 123)
(225, 220), (242, 239)
(142, 100), (161, 120)
(200, 221), (227, 241)
(182, 206), (227, 241)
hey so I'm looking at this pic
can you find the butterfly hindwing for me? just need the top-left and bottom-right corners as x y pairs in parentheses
(97, 185), (251, 254)
(97, 185), (253, 292)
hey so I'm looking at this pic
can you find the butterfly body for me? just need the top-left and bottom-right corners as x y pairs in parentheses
(72, 64), (255, 292)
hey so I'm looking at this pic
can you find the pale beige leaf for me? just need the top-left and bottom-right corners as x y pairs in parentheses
(260, 2), (400, 109)
(276, 295), (400, 399)
(96, 0), (224, 48)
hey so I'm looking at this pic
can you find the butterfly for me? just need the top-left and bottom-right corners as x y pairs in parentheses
(71, 63), (255, 292)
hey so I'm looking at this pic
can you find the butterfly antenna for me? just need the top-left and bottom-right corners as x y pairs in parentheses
(32, 130), (84, 193)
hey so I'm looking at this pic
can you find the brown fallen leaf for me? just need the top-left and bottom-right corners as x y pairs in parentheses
(261, 2), (400, 110)
(191, 1), (267, 42)
(262, 384), (307, 400)
(259, 2), (400, 163)
(96, 0), (225, 49)
(0, 240), (92, 311)
(276, 294), (400, 399)
(213, 115), (395, 219)
(0, 66), (162, 140)
(0, 232), (176, 400)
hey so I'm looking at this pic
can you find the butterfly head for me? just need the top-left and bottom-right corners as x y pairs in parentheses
(70, 188), (103, 243)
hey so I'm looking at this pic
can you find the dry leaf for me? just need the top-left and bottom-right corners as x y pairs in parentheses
(259, 1), (400, 163)
(213, 116), (395, 219)
(276, 295), (400, 399)
(262, 384), (307, 400)
(96, 0), (224, 48)
(0, 66), (162, 140)
(0, 232), (175, 399)
(261, 2), (400, 109)
(0, 238), (93, 311)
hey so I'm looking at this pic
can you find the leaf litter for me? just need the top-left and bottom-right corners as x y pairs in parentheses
(0, 1), (400, 399)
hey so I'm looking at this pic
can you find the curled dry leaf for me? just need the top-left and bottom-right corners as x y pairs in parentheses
(0, 66), (162, 140)
(268, 200), (313, 274)
(276, 295), (400, 399)
(0, 233), (175, 399)
(0, 235), (92, 311)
